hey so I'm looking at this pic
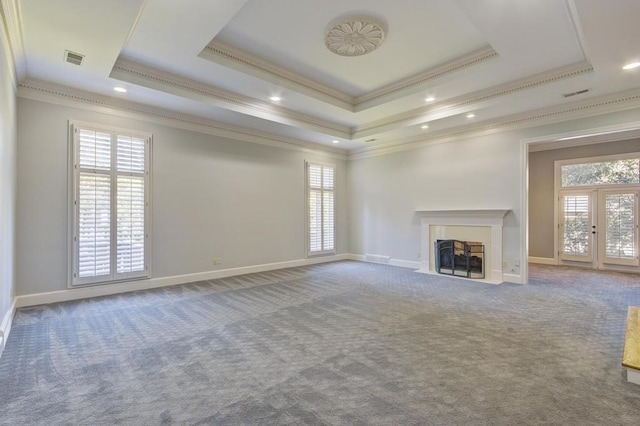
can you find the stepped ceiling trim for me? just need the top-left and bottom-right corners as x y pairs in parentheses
(17, 79), (346, 160)
(528, 125), (640, 152)
(17, 80), (640, 163)
(111, 58), (352, 139)
(200, 40), (498, 112)
(199, 40), (353, 110)
(349, 87), (640, 159)
(353, 46), (497, 110)
(353, 60), (594, 138)
(111, 57), (594, 142)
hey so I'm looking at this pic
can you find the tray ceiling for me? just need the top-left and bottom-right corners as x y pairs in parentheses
(5, 0), (640, 153)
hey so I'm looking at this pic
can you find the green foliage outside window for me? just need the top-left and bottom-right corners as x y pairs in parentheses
(561, 159), (639, 187)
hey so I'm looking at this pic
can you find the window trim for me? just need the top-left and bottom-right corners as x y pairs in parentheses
(68, 121), (153, 288)
(305, 160), (336, 257)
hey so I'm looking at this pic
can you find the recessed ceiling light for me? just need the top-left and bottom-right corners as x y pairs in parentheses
(622, 62), (640, 70)
(425, 96), (435, 102)
(421, 125), (429, 129)
(466, 113), (475, 118)
(332, 140), (340, 144)
(114, 87), (127, 93)
(270, 96), (281, 101)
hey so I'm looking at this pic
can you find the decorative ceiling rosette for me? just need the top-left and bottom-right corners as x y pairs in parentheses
(325, 15), (386, 56)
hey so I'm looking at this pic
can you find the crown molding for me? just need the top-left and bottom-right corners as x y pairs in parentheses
(0, 0), (25, 81)
(353, 60), (594, 139)
(17, 79), (347, 160)
(111, 56), (595, 146)
(16, 80), (640, 164)
(200, 40), (354, 110)
(200, 40), (498, 112)
(353, 46), (498, 110)
(110, 57), (352, 139)
(527, 121), (640, 152)
(348, 87), (640, 160)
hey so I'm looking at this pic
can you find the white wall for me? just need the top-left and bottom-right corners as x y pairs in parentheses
(0, 18), (17, 343)
(348, 109), (640, 282)
(348, 132), (523, 275)
(16, 98), (348, 296)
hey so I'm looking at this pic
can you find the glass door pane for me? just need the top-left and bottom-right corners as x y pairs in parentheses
(599, 190), (639, 266)
(560, 192), (593, 262)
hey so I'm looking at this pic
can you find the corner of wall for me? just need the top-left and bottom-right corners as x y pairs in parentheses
(0, 297), (16, 358)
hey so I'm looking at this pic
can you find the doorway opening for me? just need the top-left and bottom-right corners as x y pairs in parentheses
(557, 153), (639, 270)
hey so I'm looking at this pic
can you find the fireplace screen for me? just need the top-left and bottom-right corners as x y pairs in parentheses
(435, 239), (485, 279)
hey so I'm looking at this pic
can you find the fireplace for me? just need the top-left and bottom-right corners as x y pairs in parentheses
(415, 209), (510, 284)
(435, 240), (485, 279)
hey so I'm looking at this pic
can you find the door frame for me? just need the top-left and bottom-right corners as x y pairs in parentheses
(521, 120), (640, 284)
(553, 153), (640, 270)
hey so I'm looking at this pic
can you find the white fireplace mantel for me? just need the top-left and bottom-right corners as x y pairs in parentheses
(415, 209), (510, 284)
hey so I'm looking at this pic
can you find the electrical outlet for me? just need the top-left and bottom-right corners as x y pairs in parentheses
(417, 252), (421, 259)
(212, 258), (222, 266)
(502, 261), (508, 267)
(513, 258), (520, 267)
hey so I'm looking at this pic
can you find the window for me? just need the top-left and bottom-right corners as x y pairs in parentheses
(560, 157), (639, 187)
(306, 162), (335, 255)
(70, 122), (151, 286)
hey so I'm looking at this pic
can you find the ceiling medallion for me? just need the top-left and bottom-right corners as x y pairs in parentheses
(325, 15), (386, 57)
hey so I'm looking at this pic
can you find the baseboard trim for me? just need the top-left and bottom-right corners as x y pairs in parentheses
(345, 254), (420, 269)
(503, 273), (524, 284)
(528, 256), (557, 265)
(15, 254), (352, 308)
(347, 254), (366, 261)
(390, 259), (421, 269)
(0, 298), (17, 358)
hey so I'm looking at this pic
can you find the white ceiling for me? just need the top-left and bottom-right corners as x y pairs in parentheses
(6, 0), (640, 153)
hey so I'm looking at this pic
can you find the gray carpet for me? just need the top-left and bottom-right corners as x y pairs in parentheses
(1, 261), (639, 425)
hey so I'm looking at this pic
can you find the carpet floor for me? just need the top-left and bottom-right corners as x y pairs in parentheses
(1, 261), (639, 425)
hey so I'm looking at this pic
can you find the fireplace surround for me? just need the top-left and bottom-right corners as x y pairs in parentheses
(415, 209), (510, 284)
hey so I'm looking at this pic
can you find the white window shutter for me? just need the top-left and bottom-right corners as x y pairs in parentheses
(117, 176), (146, 273)
(306, 162), (335, 255)
(72, 124), (151, 286)
(78, 173), (111, 278)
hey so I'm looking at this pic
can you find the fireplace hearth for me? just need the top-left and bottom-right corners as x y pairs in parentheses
(435, 239), (485, 279)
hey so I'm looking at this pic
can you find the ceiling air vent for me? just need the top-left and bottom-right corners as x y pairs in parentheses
(64, 50), (85, 66)
(562, 88), (589, 98)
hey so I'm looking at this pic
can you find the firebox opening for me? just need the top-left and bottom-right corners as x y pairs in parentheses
(435, 239), (485, 279)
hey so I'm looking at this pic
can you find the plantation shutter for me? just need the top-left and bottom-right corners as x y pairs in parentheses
(560, 193), (591, 260)
(602, 191), (638, 266)
(116, 135), (147, 274)
(77, 130), (112, 278)
(307, 162), (335, 255)
(72, 124), (151, 285)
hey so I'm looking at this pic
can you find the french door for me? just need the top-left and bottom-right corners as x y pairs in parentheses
(559, 189), (639, 268)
